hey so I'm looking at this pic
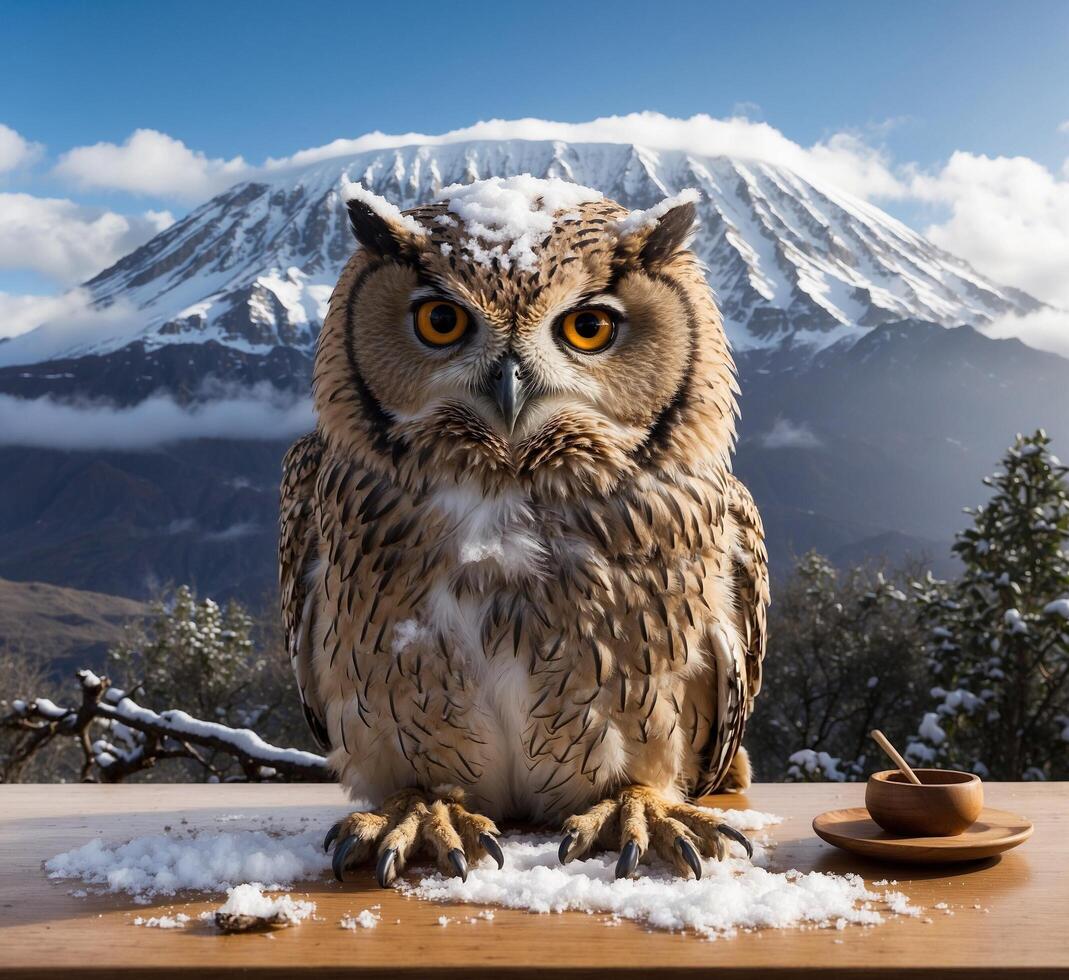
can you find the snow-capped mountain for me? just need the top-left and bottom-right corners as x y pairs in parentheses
(2, 138), (1064, 606)
(13, 140), (1040, 366)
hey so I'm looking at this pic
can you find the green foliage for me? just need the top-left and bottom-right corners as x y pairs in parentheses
(106, 585), (314, 779)
(909, 430), (1069, 780)
(109, 585), (262, 725)
(746, 552), (928, 782)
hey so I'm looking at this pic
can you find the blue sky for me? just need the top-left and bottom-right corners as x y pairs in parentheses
(4, 0), (1068, 175)
(1, 0), (1068, 331)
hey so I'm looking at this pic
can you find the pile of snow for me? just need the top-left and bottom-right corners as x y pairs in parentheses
(342, 182), (426, 238)
(398, 810), (918, 940)
(616, 188), (700, 234)
(1044, 598), (1069, 619)
(215, 883), (315, 927)
(403, 828), (919, 940)
(787, 749), (849, 782)
(341, 908), (381, 930)
(133, 913), (190, 929)
(45, 826), (329, 897)
(439, 175), (603, 271)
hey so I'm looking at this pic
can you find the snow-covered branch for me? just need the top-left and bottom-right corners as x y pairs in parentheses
(2, 670), (328, 783)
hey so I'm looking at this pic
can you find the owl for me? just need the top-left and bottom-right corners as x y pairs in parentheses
(279, 174), (768, 887)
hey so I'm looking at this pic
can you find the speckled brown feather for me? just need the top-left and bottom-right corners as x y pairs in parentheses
(280, 186), (769, 823)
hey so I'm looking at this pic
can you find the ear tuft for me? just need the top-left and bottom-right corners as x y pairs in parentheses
(616, 189), (700, 270)
(341, 182), (425, 258)
(639, 200), (697, 269)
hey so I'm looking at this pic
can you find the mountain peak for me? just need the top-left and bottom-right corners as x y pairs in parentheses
(3, 139), (1041, 367)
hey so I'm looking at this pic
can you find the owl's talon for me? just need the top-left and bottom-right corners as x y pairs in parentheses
(615, 840), (640, 879)
(479, 832), (505, 869)
(717, 823), (753, 859)
(562, 786), (755, 879)
(323, 821), (342, 853)
(375, 847), (398, 888)
(676, 836), (703, 879)
(332, 835), (358, 881)
(447, 847), (468, 881)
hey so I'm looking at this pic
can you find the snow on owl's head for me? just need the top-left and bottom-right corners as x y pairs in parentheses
(314, 175), (737, 498)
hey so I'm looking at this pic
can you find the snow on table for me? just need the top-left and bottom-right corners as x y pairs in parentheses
(44, 806), (919, 940)
(402, 832), (919, 940)
(45, 824), (329, 897)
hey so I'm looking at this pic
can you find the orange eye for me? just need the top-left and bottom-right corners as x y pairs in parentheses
(560, 308), (616, 353)
(414, 300), (470, 347)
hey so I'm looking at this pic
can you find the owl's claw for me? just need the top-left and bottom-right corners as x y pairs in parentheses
(375, 847), (398, 888)
(323, 820), (343, 853)
(615, 839), (641, 879)
(479, 832), (505, 869)
(717, 823), (754, 859)
(447, 848), (468, 882)
(676, 836), (703, 880)
(560, 785), (755, 880)
(332, 835), (358, 882)
(325, 789), (501, 887)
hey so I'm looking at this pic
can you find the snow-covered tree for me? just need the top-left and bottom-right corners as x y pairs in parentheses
(3, 585), (322, 783)
(109, 585), (262, 727)
(909, 431), (1069, 780)
(746, 552), (927, 781)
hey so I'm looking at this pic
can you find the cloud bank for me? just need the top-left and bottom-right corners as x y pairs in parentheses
(0, 192), (172, 286)
(0, 123), (43, 172)
(265, 112), (905, 201)
(911, 151), (1069, 309)
(54, 128), (249, 201)
(759, 418), (824, 450)
(0, 388), (313, 450)
(0, 291), (146, 359)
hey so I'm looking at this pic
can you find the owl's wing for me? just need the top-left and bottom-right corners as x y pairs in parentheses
(279, 432), (330, 750)
(697, 474), (769, 794)
(726, 474), (769, 707)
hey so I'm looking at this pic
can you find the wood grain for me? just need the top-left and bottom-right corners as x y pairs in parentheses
(0, 782), (1065, 979)
(813, 806), (1033, 863)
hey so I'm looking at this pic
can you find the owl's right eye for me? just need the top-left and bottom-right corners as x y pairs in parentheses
(414, 299), (470, 347)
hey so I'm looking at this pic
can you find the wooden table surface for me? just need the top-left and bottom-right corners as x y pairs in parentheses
(0, 782), (1064, 978)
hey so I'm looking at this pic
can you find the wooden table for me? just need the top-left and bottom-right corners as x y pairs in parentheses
(0, 782), (1064, 978)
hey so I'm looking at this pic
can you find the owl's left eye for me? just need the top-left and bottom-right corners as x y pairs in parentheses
(560, 307), (616, 354)
(414, 299), (470, 347)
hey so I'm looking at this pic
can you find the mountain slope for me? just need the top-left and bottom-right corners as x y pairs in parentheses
(0, 577), (147, 675)
(0, 140), (1040, 369)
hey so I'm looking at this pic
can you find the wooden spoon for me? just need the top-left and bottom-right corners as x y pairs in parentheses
(870, 729), (922, 785)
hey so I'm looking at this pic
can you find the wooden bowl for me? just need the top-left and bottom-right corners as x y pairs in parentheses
(865, 769), (983, 836)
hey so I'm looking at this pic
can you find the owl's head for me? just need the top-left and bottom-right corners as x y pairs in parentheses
(314, 175), (736, 499)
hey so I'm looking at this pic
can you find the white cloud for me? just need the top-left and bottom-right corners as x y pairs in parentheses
(0, 290), (145, 363)
(759, 418), (823, 450)
(265, 112), (906, 201)
(0, 292), (158, 369)
(979, 307), (1069, 359)
(0, 123), (43, 172)
(54, 128), (249, 200)
(911, 152), (1069, 307)
(0, 388), (313, 449)
(1058, 120), (1069, 135)
(0, 289), (96, 341)
(0, 192), (173, 285)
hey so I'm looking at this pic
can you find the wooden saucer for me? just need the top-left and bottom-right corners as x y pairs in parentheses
(813, 806), (1033, 864)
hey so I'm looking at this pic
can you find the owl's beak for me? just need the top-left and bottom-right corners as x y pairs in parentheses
(486, 353), (527, 434)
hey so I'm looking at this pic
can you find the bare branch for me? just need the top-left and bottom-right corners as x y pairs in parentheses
(1, 670), (329, 783)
